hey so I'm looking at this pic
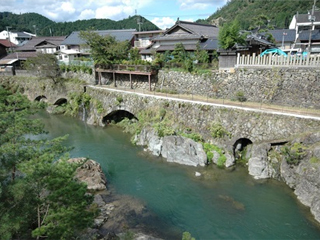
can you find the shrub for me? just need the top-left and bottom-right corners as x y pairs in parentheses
(235, 91), (247, 102)
(281, 142), (307, 165)
(210, 122), (231, 139)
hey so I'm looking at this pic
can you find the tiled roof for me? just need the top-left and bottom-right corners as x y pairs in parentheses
(16, 36), (66, 51)
(268, 29), (296, 42)
(61, 29), (136, 45)
(0, 39), (16, 48)
(200, 39), (219, 50)
(298, 29), (320, 41)
(153, 34), (203, 41)
(295, 11), (320, 23)
(1, 51), (38, 60)
(11, 31), (34, 38)
(165, 20), (219, 38)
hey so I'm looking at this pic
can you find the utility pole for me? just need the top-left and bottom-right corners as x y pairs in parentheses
(6, 26), (13, 53)
(137, 16), (143, 32)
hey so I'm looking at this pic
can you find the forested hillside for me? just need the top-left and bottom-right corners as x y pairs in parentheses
(198, 0), (318, 29)
(0, 12), (159, 36)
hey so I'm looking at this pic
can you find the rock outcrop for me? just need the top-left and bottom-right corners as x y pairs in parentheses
(135, 127), (207, 167)
(68, 158), (107, 191)
(246, 132), (320, 224)
(247, 143), (274, 179)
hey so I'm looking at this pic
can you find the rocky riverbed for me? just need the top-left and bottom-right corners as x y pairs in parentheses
(69, 158), (164, 240)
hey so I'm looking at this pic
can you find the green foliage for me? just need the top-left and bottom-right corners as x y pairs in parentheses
(0, 87), (95, 239)
(182, 231), (196, 240)
(180, 130), (204, 143)
(0, 13), (159, 36)
(206, 0), (317, 30)
(79, 30), (130, 65)
(281, 142), (307, 165)
(210, 122), (232, 139)
(235, 91), (247, 102)
(60, 64), (93, 75)
(203, 142), (226, 166)
(310, 156), (320, 164)
(23, 53), (61, 84)
(218, 20), (245, 50)
(65, 92), (91, 117)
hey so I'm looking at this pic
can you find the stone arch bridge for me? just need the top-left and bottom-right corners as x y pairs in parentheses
(13, 78), (320, 152)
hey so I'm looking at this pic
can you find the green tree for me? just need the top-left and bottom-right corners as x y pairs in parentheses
(218, 20), (245, 50)
(0, 86), (96, 239)
(79, 30), (130, 65)
(194, 43), (209, 64)
(23, 53), (61, 84)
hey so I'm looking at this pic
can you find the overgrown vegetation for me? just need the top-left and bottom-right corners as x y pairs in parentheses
(0, 12), (159, 36)
(203, 0), (317, 30)
(281, 142), (307, 165)
(210, 122), (232, 139)
(23, 53), (62, 84)
(60, 63), (93, 75)
(65, 92), (91, 117)
(0, 85), (96, 239)
(203, 143), (227, 167)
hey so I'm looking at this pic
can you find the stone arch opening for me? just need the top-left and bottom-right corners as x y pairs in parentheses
(102, 110), (138, 125)
(233, 138), (253, 161)
(35, 95), (47, 102)
(54, 98), (67, 106)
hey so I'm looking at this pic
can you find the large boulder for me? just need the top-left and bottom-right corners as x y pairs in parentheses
(248, 143), (274, 179)
(68, 158), (107, 191)
(134, 127), (163, 156)
(161, 135), (207, 167)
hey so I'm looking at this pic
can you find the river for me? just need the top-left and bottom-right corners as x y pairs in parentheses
(35, 111), (320, 239)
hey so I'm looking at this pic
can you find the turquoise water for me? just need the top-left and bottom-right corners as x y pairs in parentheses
(36, 111), (320, 239)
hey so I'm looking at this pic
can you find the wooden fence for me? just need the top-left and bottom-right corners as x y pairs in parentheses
(236, 53), (320, 68)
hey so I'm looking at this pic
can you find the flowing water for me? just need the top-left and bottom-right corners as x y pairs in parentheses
(35, 111), (320, 239)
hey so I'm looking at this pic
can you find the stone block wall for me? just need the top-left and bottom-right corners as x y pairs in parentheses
(157, 68), (320, 109)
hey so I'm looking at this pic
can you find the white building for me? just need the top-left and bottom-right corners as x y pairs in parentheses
(0, 30), (35, 46)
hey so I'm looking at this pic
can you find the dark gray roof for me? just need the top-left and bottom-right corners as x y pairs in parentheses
(165, 20), (219, 38)
(200, 39), (219, 51)
(1, 51), (38, 60)
(246, 34), (275, 46)
(298, 29), (320, 41)
(12, 31), (33, 38)
(153, 34), (202, 41)
(295, 11), (320, 23)
(268, 29), (296, 42)
(16, 36), (66, 51)
(61, 29), (136, 45)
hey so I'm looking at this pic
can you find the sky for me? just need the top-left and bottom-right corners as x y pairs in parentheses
(2, 0), (228, 29)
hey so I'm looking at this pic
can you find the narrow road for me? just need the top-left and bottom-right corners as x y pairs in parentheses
(88, 85), (320, 121)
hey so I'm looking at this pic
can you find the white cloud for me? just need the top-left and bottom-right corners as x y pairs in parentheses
(178, 0), (227, 10)
(151, 17), (176, 30)
(61, 2), (76, 14)
(1, 0), (153, 22)
(79, 9), (95, 20)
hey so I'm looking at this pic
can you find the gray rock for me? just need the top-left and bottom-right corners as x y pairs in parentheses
(161, 135), (207, 166)
(135, 127), (162, 156)
(248, 143), (272, 179)
(68, 158), (107, 191)
(225, 151), (235, 168)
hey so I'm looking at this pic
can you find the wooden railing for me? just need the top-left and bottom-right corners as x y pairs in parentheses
(96, 64), (158, 73)
(236, 53), (320, 68)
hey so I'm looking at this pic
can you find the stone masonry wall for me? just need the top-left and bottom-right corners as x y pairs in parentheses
(158, 68), (320, 109)
(85, 86), (320, 151)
